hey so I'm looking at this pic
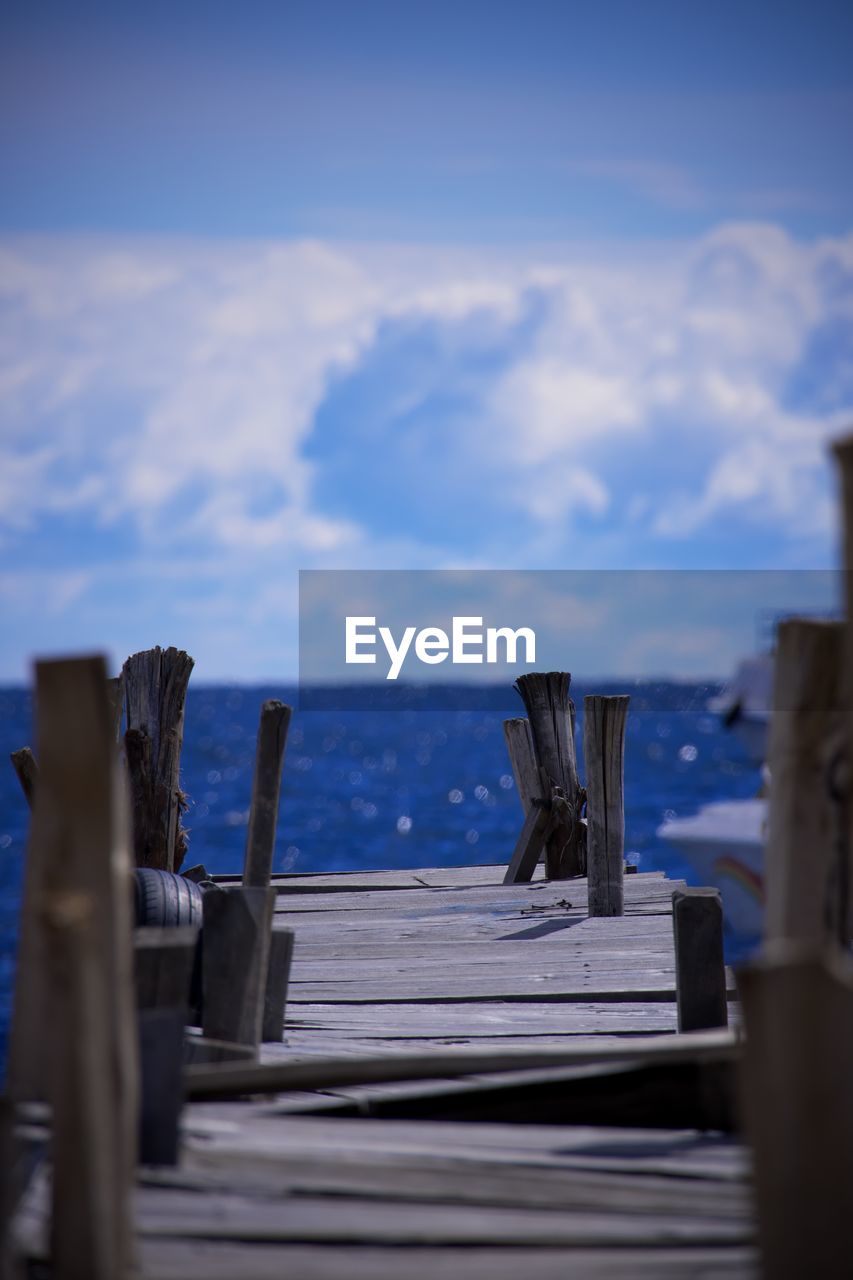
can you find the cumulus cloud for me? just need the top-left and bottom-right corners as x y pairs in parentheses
(1, 223), (851, 674)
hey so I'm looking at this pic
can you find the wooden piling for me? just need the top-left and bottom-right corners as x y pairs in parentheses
(672, 888), (728, 1032)
(242, 699), (292, 888)
(739, 944), (853, 1279)
(514, 673), (585, 879)
(764, 618), (843, 944)
(201, 886), (276, 1052)
(584, 695), (629, 916)
(262, 927), (296, 1042)
(123, 645), (194, 872)
(7, 655), (137, 1279)
(9, 747), (37, 809)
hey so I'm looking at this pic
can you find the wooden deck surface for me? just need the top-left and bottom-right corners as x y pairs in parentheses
(15, 862), (757, 1277)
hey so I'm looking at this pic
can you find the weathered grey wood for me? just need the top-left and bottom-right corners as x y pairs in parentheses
(514, 673), (584, 879)
(503, 801), (550, 884)
(138, 1008), (185, 1166)
(764, 618), (844, 944)
(262, 927), (295, 1042)
(830, 434), (853, 944)
(739, 944), (853, 1279)
(122, 645), (194, 872)
(672, 889), (728, 1033)
(242, 700), (292, 888)
(9, 747), (37, 810)
(185, 1037), (256, 1066)
(182, 863), (211, 883)
(584, 695), (629, 916)
(7, 655), (137, 1279)
(186, 1027), (736, 1099)
(134, 926), (198, 1010)
(106, 674), (123, 745)
(503, 718), (539, 816)
(202, 886), (276, 1051)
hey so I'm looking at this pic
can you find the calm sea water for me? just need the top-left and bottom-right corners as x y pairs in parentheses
(0, 680), (762, 1073)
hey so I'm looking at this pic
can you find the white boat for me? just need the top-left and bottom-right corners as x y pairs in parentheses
(657, 797), (766, 937)
(707, 653), (773, 766)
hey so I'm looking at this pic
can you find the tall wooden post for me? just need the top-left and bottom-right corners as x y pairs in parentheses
(831, 433), (853, 944)
(7, 656), (137, 1279)
(242, 700), (292, 888)
(764, 619), (843, 944)
(583, 695), (629, 916)
(123, 646), (194, 872)
(514, 673), (585, 879)
(502, 718), (539, 818)
(739, 945), (853, 1279)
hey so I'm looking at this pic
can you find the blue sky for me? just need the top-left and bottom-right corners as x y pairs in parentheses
(1, 1), (852, 679)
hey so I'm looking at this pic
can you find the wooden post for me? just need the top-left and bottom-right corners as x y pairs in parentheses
(514, 672), (585, 879)
(583, 695), (629, 916)
(502, 718), (539, 817)
(7, 656), (137, 1279)
(764, 619), (843, 944)
(201, 886), (276, 1052)
(123, 645), (194, 873)
(9, 748), (37, 809)
(262, 927), (296, 1042)
(242, 700), (292, 888)
(672, 888), (728, 1032)
(503, 800), (551, 885)
(134, 926), (198, 1010)
(831, 433), (853, 943)
(739, 944), (853, 1279)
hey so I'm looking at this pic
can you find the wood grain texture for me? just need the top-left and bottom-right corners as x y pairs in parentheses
(242, 700), (291, 889)
(584, 696), (629, 917)
(514, 673), (585, 879)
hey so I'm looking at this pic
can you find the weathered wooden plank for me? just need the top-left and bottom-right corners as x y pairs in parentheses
(584, 695), (629, 916)
(503, 717), (539, 817)
(672, 889), (728, 1033)
(134, 927), (198, 1010)
(138, 1008), (185, 1167)
(503, 801), (551, 884)
(242, 700), (291, 889)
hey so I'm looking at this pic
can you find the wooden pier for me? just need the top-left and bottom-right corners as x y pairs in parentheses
(12, 860), (754, 1279)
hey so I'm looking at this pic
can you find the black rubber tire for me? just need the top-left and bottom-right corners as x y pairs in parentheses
(134, 868), (204, 929)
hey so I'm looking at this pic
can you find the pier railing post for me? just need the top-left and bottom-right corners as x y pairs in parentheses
(672, 888), (728, 1032)
(122, 645), (194, 872)
(514, 673), (585, 879)
(7, 655), (137, 1279)
(764, 619), (843, 945)
(242, 699), (292, 888)
(584, 695), (629, 916)
(739, 945), (853, 1280)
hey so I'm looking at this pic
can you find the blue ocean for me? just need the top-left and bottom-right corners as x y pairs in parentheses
(0, 680), (762, 1073)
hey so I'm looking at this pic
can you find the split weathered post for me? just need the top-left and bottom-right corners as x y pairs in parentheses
(242, 699), (292, 888)
(672, 888), (728, 1031)
(9, 747), (37, 809)
(831, 432), (853, 943)
(739, 945), (853, 1279)
(122, 645), (194, 872)
(514, 672), (585, 879)
(764, 618), (843, 944)
(7, 655), (137, 1279)
(583, 695), (629, 916)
